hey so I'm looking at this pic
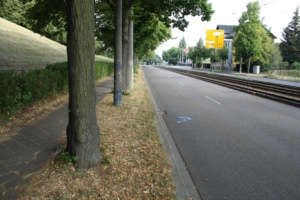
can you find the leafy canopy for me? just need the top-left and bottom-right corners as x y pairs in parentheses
(233, 1), (273, 69)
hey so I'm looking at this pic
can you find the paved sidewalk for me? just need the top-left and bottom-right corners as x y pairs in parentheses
(0, 78), (113, 199)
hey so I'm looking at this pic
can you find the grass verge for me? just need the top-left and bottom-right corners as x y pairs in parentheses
(263, 73), (300, 82)
(18, 69), (175, 199)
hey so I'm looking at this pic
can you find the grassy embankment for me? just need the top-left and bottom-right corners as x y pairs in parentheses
(0, 17), (111, 70)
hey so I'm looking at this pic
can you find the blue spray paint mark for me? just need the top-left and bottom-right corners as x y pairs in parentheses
(114, 90), (122, 106)
(176, 116), (192, 124)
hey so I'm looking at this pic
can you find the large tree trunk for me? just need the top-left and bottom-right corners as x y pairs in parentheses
(66, 0), (102, 168)
(114, 0), (122, 106)
(127, 10), (134, 90)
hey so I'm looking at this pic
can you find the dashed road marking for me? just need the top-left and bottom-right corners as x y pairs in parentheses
(204, 95), (222, 105)
(177, 82), (185, 86)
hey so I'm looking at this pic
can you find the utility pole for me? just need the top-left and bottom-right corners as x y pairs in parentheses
(114, 0), (122, 106)
(226, 39), (233, 72)
(127, 9), (133, 90)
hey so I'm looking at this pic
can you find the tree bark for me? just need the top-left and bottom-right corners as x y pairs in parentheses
(240, 57), (242, 73)
(127, 10), (134, 90)
(114, 0), (122, 106)
(247, 57), (251, 74)
(66, 0), (102, 168)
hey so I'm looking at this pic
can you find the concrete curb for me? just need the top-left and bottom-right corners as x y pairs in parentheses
(142, 67), (201, 200)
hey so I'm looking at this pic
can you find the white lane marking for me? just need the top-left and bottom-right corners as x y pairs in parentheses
(204, 95), (222, 105)
(177, 82), (185, 86)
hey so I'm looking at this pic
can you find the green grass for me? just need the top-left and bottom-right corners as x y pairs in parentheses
(0, 17), (112, 70)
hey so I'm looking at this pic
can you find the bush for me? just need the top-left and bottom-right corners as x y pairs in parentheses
(0, 61), (114, 119)
(95, 61), (114, 79)
(291, 62), (300, 70)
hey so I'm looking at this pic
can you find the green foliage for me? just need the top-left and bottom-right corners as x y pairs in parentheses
(139, 0), (214, 31)
(188, 38), (211, 66)
(163, 47), (179, 65)
(0, 61), (114, 119)
(280, 7), (300, 65)
(95, 61), (114, 80)
(0, 67), (66, 118)
(233, 1), (274, 72)
(26, 0), (67, 45)
(141, 51), (161, 65)
(179, 37), (187, 49)
(291, 62), (300, 70)
(210, 50), (221, 63)
(0, 0), (34, 28)
(134, 64), (140, 74)
(134, 16), (171, 58)
(61, 152), (78, 163)
(196, 60), (203, 68)
(97, 0), (214, 59)
(218, 48), (229, 61)
(269, 43), (283, 70)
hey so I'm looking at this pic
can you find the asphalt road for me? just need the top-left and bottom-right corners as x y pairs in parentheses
(143, 66), (300, 200)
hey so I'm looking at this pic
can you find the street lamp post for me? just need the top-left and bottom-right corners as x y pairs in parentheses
(225, 39), (233, 72)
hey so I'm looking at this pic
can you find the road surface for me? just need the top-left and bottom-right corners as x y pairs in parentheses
(143, 66), (300, 200)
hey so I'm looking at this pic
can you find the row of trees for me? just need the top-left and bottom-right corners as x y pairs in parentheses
(163, 2), (299, 73)
(0, 0), (214, 168)
(234, 2), (300, 72)
(163, 37), (228, 68)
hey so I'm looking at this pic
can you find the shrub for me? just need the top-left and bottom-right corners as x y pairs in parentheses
(0, 61), (114, 119)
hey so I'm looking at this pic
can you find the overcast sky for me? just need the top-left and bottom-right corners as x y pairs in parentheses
(155, 0), (300, 57)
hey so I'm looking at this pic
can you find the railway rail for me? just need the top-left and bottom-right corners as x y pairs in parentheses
(155, 66), (300, 108)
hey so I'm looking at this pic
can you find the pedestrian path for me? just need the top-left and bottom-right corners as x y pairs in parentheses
(0, 78), (113, 199)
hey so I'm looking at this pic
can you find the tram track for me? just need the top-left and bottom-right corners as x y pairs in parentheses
(155, 66), (300, 108)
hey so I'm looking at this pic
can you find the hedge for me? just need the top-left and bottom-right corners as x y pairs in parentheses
(0, 61), (114, 118)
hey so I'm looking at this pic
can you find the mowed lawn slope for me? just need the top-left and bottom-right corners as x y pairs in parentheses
(0, 17), (112, 70)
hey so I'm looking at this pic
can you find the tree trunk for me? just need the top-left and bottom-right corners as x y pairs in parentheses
(66, 0), (102, 168)
(122, 8), (129, 92)
(240, 57), (242, 73)
(221, 60), (224, 70)
(127, 10), (134, 90)
(114, 0), (122, 106)
(247, 57), (251, 73)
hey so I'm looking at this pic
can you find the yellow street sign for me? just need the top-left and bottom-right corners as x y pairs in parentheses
(206, 30), (224, 49)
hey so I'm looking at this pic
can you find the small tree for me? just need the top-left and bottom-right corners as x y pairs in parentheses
(178, 37), (187, 63)
(280, 7), (300, 65)
(234, 2), (265, 73)
(218, 48), (229, 69)
(269, 43), (283, 73)
(210, 50), (221, 63)
(188, 38), (210, 68)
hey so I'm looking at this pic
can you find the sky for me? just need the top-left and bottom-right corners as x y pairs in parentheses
(155, 0), (300, 57)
